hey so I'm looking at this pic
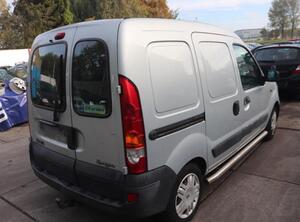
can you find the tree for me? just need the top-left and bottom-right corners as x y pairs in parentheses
(0, 7), (25, 48)
(142, 0), (177, 18)
(98, 0), (148, 19)
(0, 0), (6, 13)
(97, 0), (177, 20)
(0, 0), (177, 49)
(260, 27), (269, 39)
(286, 0), (300, 39)
(268, 0), (289, 38)
(71, 0), (98, 22)
(12, 0), (73, 47)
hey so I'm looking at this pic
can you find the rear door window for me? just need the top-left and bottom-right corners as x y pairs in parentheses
(254, 47), (299, 62)
(72, 40), (111, 117)
(31, 43), (66, 110)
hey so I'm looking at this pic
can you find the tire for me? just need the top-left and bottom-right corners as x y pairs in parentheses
(265, 107), (278, 141)
(162, 163), (203, 222)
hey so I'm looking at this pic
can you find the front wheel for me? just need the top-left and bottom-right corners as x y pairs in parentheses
(265, 107), (278, 141)
(162, 163), (203, 222)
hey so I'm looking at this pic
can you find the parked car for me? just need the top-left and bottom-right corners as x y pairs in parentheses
(289, 39), (300, 44)
(28, 19), (280, 222)
(247, 42), (262, 50)
(253, 44), (300, 93)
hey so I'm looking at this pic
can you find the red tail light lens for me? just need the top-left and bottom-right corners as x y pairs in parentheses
(292, 65), (300, 75)
(119, 75), (147, 174)
(127, 193), (139, 203)
(55, 32), (65, 40)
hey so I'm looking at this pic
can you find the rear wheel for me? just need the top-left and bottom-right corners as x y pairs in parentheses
(265, 107), (278, 141)
(162, 163), (203, 222)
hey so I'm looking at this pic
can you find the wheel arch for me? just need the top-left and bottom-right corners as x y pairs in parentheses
(165, 132), (208, 175)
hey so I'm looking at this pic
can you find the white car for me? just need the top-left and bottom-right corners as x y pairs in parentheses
(28, 19), (280, 222)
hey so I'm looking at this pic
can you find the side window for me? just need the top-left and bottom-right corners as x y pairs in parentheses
(148, 42), (198, 113)
(31, 43), (66, 110)
(199, 42), (237, 98)
(233, 45), (262, 90)
(72, 40), (111, 117)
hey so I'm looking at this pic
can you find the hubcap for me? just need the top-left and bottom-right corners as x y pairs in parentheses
(271, 111), (277, 135)
(175, 173), (200, 219)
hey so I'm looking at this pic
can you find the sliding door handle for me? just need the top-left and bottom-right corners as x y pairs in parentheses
(233, 101), (240, 116)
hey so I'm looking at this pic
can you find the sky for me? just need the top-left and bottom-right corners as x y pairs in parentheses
(6, 0), (271, 31)
(168, 0), (272, 31)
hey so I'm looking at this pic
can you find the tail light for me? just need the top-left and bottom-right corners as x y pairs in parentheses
(292, 65), (300, 75)
(119, 75), (147, 174)
(55, 32), (65, 40)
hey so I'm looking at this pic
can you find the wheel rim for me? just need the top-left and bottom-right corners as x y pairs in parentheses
(175, 173), (200, 219)
(271, 111), (277, 135)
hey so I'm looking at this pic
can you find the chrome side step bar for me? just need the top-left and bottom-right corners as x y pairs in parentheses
(206, 131), (268, 184)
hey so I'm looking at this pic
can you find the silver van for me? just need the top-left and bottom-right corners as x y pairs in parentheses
(28, 19), (280, 221)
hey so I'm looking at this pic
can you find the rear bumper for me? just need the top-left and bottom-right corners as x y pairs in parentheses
(29, 141), (176, 218)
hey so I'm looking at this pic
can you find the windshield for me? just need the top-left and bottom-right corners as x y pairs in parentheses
(254, 47), (300, 62)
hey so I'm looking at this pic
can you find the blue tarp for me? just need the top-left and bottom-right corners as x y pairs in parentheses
(0, 80), (28, 131)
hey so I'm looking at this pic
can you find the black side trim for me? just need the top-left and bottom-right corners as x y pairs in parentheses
(212, 114), (268, 157)
(149, 113), (205, 140)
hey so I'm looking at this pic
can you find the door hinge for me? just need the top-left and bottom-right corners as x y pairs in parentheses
(117, 85), (122, 95)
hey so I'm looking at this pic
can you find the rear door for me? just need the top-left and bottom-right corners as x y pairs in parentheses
(70, 21), (126, 178)
(29, 27), (77, 183)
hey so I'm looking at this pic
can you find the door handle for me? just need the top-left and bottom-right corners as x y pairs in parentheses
(67, 127), (77, 150)
(244, 96), (251, 106)
(233, 101), (240, 116)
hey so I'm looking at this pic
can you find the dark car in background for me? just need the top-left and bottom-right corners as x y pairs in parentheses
(253, 44), (300, 94)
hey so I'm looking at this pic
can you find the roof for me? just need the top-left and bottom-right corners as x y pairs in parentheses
(38, 18), (239, 40)
(255, 44), (300, 50)
(121, 18), (238, 38)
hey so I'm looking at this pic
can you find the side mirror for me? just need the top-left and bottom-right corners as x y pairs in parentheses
(266, 66), (279, 82)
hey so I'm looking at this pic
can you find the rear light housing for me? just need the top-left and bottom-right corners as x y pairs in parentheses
(127, 193), (139, 203)
(292, 65), (300, 75)
(55, 32), (65, 40)
(119, 75), (147, 174)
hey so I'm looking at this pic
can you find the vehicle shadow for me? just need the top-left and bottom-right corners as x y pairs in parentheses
(279, 92), (300, 103)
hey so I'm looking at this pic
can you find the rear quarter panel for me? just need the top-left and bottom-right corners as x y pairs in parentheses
(118, 20), (207, 174)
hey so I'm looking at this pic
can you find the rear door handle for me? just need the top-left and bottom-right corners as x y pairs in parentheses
(233, 101), (240, 116)
(66, 127), (77, 150)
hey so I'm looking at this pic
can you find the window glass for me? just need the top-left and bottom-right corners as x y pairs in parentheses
(233, 45), (262, 90)
(254, 47), (299, 62)
(31, 44), (66, 110)
(72, 40), (111, 117)
(199, 42), (237, 98)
